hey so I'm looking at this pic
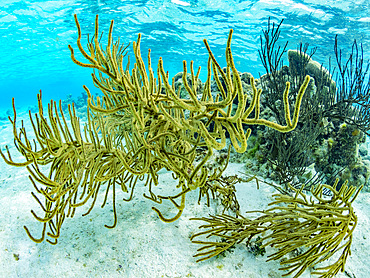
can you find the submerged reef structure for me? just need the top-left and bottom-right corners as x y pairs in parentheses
(0, 15), (364, 278)
(243, 19), (370, 192)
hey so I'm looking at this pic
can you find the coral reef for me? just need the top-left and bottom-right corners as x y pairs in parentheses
(0, 15), (365, 278)
(241, 19), (370, 192)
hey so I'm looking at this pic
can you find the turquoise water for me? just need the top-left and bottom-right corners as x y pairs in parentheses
(0, 0), (369, 111)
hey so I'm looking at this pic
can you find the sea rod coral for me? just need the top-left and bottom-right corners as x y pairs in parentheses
(191, 180), (362, 278)
(0, 14), (310, 245)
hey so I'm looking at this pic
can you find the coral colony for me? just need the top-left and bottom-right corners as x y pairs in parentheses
(1, 15), (368, 278)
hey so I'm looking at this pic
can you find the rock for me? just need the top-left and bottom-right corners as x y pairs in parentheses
(288, 49), (336, 93)
(359, 143), (368, 157)
(173, 72), (203, 99)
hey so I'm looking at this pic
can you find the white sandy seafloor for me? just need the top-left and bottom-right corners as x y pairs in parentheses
(0, 110), (369, 278)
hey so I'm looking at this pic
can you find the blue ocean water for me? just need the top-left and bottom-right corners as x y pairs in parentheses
(0, 0), (369, 112)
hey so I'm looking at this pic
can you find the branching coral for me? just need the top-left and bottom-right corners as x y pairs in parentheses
(191, 180), (362, 278)
(0, 14), (309, 244)
(258, 18), (370, 191)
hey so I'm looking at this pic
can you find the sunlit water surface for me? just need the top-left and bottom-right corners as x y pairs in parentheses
(0, 0), (369, 111)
